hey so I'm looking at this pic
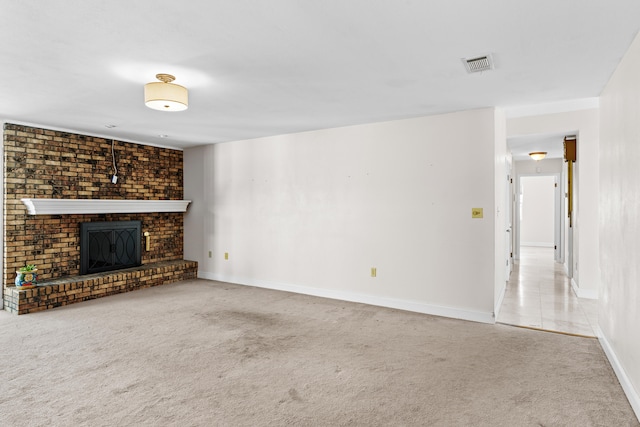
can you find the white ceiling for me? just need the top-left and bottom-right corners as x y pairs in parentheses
(1, 1), (639, 150)
(508, 131), (572, 162)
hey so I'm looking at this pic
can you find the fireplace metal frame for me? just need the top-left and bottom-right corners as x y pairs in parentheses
(80, 221), (142, 275)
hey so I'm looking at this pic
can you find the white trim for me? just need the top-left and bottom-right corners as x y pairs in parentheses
(514, 172), (563, 263)
(494, 281), (506, 318)
(570, 278), (599, 299)
(198, 271), (495, 325)
(521, 242), (554, 248)
(21, 198), (191, 215)
(599, 333), (640, 422)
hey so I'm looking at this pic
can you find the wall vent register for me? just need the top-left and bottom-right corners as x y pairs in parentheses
(462, 54), (494, 73)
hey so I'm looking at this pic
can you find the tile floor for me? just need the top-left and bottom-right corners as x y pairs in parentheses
(497, 246), (598, 337)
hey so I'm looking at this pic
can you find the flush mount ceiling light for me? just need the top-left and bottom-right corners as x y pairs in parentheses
(529, 151), (547, 161)
(144, 73), (188, 111)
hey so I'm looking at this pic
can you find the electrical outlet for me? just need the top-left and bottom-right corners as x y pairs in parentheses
(208, 251), (212, 258)
(224, 252), (229, 260)
(111, 175), (118, 184)
(371, 267), (377, 277)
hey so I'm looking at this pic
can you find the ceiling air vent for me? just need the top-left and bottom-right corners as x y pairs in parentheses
(462, 54), (494, 73)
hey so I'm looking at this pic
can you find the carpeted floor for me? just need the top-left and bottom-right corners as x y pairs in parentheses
(0, 279), (637, 426)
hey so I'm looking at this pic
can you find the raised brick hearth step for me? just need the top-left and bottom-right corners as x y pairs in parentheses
(3, 260), (197, 315)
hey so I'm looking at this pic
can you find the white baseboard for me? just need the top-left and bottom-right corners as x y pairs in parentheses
(571, 278), (599, 299)
(198, 271), (495, 324)
(599, 333), (640, 422)
(521, 242), (554, 247)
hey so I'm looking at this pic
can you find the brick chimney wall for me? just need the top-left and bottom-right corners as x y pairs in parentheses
(3, 123), (185, 288)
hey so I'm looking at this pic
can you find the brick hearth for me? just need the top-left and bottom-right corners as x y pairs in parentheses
(4, 260), (197, 314)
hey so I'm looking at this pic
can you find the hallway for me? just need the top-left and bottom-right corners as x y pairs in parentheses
(497, 246), (598, 337)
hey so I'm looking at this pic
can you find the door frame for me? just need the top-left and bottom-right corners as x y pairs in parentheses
(505, 159), (514, 279)
(514, 172), (564, 263)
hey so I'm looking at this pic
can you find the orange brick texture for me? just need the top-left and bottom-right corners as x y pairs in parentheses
(3, 123), (196, 313)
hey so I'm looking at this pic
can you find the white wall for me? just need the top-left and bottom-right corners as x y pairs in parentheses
(508, 109), (599, 297)
(185, 108), (502, 323)
(184, 145), (206, 265)
(599, 31), (640, 419)
(514, 158), (563, 176)
(520, 176), (555, 247)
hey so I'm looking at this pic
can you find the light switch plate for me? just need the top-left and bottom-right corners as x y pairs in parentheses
(472, 208), (483, 218)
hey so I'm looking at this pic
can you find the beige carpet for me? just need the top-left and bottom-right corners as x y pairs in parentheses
(0, 279), (637, 426)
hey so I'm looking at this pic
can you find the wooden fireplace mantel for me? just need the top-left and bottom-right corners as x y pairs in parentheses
(20, 198), (191, 215)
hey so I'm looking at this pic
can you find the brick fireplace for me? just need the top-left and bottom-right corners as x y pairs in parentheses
(2, 123), (197, 314)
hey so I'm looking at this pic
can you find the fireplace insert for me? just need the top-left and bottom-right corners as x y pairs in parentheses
(80, 221), (141, 275)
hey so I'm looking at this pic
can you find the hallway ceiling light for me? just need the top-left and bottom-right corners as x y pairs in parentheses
(144, 74), (188, 111)
(529, 151), (547, 161)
